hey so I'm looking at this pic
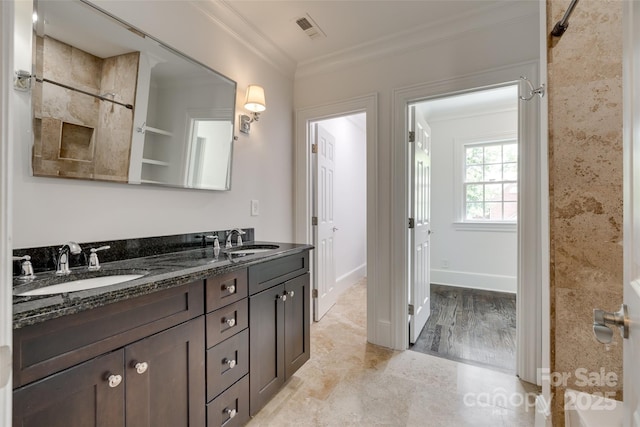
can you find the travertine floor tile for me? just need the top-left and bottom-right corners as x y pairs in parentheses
(247, 280), (536, 426)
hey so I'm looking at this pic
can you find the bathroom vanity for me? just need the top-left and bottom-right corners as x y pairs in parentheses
(11, 233), (312, 427)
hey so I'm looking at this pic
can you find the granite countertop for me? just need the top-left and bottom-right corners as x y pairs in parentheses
(13, 241), (313, 329)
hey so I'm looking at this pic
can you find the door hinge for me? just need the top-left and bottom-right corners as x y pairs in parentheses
(312, 216), (318, 226)
(312, 289), (318, 298)
(408, 218), (415, 229)
(408, 304), (415, 316)
(408, 131), (415, 143)
(311, 144), (318, 154)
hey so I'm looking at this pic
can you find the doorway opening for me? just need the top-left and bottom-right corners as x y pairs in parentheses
(310, 113), (367, 321)
(407, 84), (520, 374)
(295, 94), (377, 344)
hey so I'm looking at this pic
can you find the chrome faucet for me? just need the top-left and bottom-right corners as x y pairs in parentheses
(56, 241), (82, 276)
(13, 255), (35, 280)
(225, 228), (246, 248)
(87, 246), (110, 271)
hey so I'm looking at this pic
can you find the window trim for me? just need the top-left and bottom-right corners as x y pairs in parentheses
(453, 132), (518, 229)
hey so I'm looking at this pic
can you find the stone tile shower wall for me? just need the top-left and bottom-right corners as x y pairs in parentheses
(547, 0), (623, 425)
(32, 35), (138, 182)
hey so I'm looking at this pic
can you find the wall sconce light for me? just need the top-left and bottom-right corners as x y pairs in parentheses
(239, 84), (266, 135)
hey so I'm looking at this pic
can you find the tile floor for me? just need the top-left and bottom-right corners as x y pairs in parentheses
(247, 280), (537, 426)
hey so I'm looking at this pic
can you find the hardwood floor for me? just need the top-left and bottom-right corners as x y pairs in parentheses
(410, 284), (517, 374)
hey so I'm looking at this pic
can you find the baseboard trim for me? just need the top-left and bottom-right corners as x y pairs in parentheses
(431, 269), (516, 293)
(336, 264), (367, 290)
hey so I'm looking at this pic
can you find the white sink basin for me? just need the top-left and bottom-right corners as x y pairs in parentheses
(226, 244), (280, 256)
(15, 274), (144, 296)
(229, 248), (274, 255)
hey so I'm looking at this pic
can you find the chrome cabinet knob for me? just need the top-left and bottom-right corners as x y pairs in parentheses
(277, 294), (287, 302)
(223, 284), (236, 294)
(287, 291), (295, 298)
(223, 358), (236, 369)
(224, 317), (236, 327)
(134, 361), (149, 374)
(224, 408), (237, 419)
(107, 374), (122, 388)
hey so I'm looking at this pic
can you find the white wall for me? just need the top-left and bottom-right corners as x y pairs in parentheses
(318, 114), (367, 291)
(428, 110), (518, 293)
(12, 0), (294, 248)
(294, 5), (539, 347)
(0, 1), (15, 422)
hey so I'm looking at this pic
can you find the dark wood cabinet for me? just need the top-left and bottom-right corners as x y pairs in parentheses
(13, 249), (311, 427)
(249, 269), (310, 416)
(13, 318), (205, 427)
(13, 350), (125, 427)
(125, 318), (205, 427)
(249, 283), (286, 415)
(284, 273), (311, 376)
(13, 280), (205, 427)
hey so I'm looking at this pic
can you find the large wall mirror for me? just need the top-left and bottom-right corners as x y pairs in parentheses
(31, 0), (237, 191)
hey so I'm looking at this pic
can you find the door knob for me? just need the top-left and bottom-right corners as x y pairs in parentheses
(593, 304), (629, 344)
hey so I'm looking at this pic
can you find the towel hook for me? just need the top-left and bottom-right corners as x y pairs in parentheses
(519, 76), (545, 101)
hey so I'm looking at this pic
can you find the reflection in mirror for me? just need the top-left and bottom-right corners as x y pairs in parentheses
(31, 0), (237, 190)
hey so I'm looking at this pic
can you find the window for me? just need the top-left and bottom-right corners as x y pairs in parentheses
(463, 141), (517, 222)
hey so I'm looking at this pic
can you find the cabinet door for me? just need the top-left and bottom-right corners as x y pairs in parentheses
(125, 317), (205, 427)
(249, 284), (285, 416)
(13, 350), (124, 427)
(284, 273), (311, 378)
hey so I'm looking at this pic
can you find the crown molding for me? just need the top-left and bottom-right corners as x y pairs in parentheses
(295, 1), (539, 79)
(190, 0), (538, 81)
(188, 0), (297, 79)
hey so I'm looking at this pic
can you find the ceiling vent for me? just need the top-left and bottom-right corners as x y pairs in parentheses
(294, 14), (326, 40)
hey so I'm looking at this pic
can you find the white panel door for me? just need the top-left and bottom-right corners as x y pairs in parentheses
(409, 106), (432, 344)
(624, 1), (640, 423)
(313, 124), (338, 321)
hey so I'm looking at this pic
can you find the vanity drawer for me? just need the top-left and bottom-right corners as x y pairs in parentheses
(13, 280), (204, 388)
(207, 329), (249, 401)
(206, 299), (248, 348)
(206, 269), (247, 312)
(206, 375), (250, 427)
(248, 251), (309, 295)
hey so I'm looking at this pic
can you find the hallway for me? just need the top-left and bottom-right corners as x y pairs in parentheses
(247, 280), (536, 426)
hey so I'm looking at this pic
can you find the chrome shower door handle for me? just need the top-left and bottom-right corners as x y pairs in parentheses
(593, 304), (629, 344)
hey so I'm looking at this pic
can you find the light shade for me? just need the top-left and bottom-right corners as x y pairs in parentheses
(244, 85), (266, 112)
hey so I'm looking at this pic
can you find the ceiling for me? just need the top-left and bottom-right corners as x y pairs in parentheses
(216, 0), (539, 74)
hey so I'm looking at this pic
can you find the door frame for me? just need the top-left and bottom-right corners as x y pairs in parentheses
(623, 0), (640, 424)
(294, 94), (378, 338)
(0, 0), (14, 423)
(391, 61), (548, 384)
